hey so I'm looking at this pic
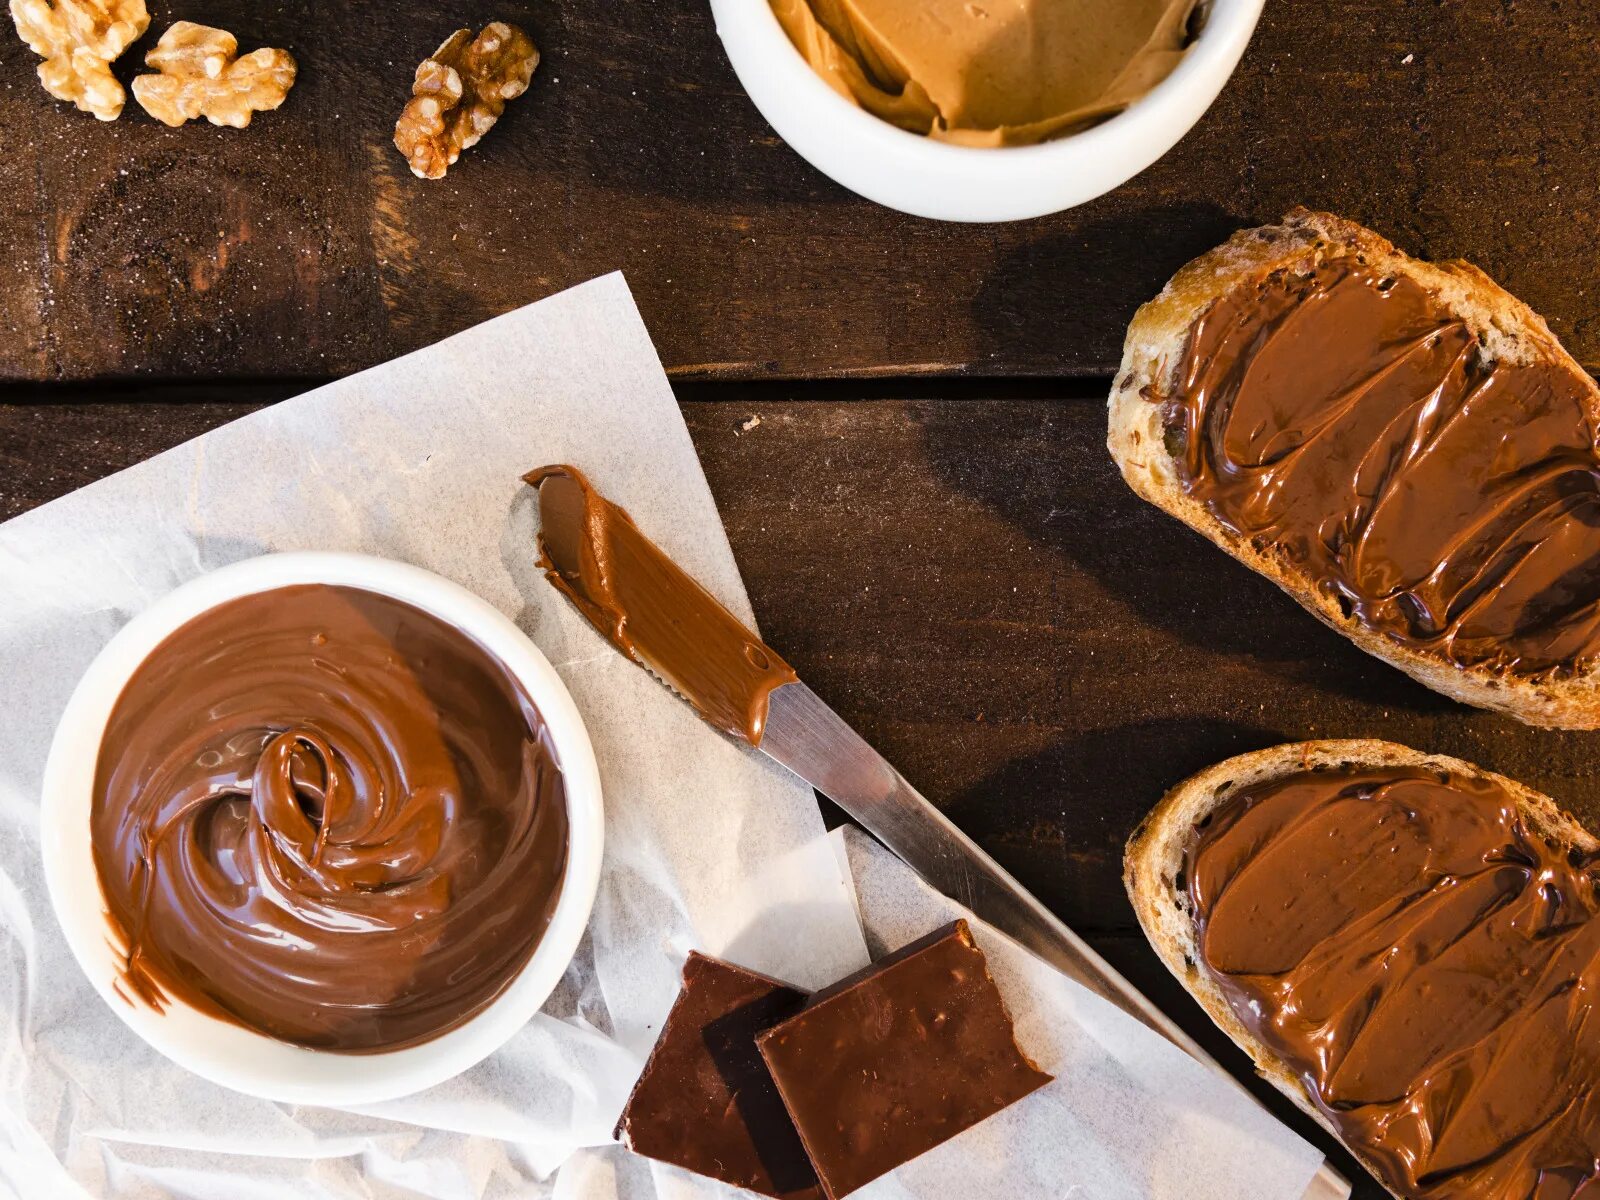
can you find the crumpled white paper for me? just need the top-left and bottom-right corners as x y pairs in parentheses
(0, 274), (1324, 1200)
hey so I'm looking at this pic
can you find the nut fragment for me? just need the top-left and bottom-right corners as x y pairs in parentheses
(9, 0), (149, 120)
(394, 22), (539, 180)
(131, 21), (296, 128)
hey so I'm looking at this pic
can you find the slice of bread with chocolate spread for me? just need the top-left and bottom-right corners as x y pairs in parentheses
(1124, 739), (1600, 1200)
(1108, 209), (1600, 728)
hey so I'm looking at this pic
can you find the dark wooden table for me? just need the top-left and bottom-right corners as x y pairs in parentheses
(6, 2), (1600, 1196)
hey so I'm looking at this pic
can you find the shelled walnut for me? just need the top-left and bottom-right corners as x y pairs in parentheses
(394, 22), (538, 180)
(9, 0), (149, 120)
(131, 21), (296, 128)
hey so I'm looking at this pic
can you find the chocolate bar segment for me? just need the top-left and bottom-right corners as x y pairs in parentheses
(757, 920), (1052, 1199)
(616, 952), (821, 1199)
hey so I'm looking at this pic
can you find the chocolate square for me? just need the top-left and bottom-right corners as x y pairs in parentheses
(756, 920), (1052, 1199)
(616, 952), (821, 1199)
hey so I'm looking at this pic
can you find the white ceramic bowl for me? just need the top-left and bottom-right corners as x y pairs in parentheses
(41, 552), (604, 1106)
(711, 0), (1264, 222)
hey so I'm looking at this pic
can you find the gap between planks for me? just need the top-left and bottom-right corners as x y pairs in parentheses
(0, 375), (1118, 407)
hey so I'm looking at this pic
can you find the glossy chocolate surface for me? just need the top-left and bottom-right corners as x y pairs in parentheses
(617, 952), (820, 1199)
(758, 920), (1051, 1199)
(1165, 257), (1600, 675)
(1188, 765), (1600, 1199)
(525, 464), (797, 745)
(92, 583), (568, 1051)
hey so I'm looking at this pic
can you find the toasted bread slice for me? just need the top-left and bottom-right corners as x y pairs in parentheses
(1123, 738), (1600, 1200)
(1106, 208), (1600, 729)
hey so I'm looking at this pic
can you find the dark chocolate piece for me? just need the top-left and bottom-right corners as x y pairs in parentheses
(757, 920), (1052, 1199)
(616, 952), (821, 1199)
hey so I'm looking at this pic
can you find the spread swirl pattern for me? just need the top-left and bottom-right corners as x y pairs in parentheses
(92, 584), (568, 1052)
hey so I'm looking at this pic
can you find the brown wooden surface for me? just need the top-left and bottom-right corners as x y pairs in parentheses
(8, 1), (1600, 1194)
(2, 0), (1598, 383)
(15, 388), (1600, 1197)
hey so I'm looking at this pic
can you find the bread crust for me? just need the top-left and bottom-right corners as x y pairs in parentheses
(1106, 208), (1600, 729)
(1123, 738), (1600, 1200)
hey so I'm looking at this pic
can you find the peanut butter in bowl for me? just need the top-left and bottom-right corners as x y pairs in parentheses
(771, 0), (1199, 146)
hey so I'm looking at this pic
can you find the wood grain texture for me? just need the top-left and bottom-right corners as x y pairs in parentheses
(2, 0), (1597, 383)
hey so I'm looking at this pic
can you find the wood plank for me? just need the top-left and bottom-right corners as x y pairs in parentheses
(0, 46), (48, 378)
(11, 391), (1600, 931)
(687, 396), (1600, 940)
(2, 0), (1597, 382)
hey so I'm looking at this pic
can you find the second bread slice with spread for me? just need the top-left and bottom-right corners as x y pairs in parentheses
(1124, 740), (1600, 1200)
(1107, 209), (1600, 728)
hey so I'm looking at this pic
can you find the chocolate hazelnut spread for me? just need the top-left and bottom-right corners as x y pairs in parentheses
(91, 583), (568, 1052)
(1165, 257), (1600, 676)
(771, 0), (1197, 147)
(524, 465), (797, 746)
(1186, 765), (1600, 1199)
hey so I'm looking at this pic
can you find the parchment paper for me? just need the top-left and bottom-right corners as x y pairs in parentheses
(0, 275), (1321, 1200)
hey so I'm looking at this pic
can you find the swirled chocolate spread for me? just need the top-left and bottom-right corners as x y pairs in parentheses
(1187, 765), (1600, 1199)
(524, 465), (797, 745)
(91, 584), (568, 1052)
(1164, 258), (1600, 675)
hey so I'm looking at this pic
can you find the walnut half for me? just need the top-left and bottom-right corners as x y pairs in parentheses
(394, 22), (539, 180)
(131, 21), (296, 128)
(9, 0), (150, 120)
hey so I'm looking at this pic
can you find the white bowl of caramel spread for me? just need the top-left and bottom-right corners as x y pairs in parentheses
(712, 0), (1263, 221)
(40, 552), (604, 1104)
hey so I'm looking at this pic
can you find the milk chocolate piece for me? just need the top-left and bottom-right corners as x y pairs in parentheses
(1165, 257), (1600, 677)
(1187, 765), (1600, 1199)
(758, 920), (1051, 1199)
(92, 583), (568, 1052)
(617, 953), (820, 1199)
(524, 465), (797, 746)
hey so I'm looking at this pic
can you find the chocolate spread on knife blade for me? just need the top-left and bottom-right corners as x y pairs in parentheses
(523, 465), (797, 745)
(92, 584), (568, 1052)
(1163, 257), (1600, 675)
(1186, 765), (1600, 1200)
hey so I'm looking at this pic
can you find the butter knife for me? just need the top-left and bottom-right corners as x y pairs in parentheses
(525, 465), (1348, 1200)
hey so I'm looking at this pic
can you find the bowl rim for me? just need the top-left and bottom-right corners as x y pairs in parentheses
(710, 0), (1266, 220)
(40, 551), (605, 1106)
(717, 0), (1263, 164)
